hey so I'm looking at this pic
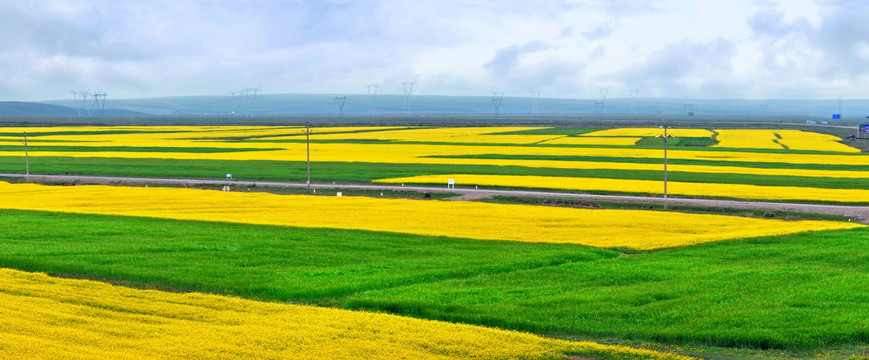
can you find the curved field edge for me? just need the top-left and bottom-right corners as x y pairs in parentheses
(345, 227), (869, 351)
(0, 181), (860, 250)
(0, 268), (693, 360)
(0, 209), (866, 354)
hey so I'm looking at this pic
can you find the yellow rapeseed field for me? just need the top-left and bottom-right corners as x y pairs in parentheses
(376, 174), (869, 203)
(774, 130), (862, 152)
(0, 268), (694, 360)
(0, 126), (865, 168)
(538, 136), (643, 146)
(581, 128), (715, 138)
(0, 182), (859, 250)
(266, 126), (562, 144)
(714, 129), (860, 152)
(2, 138), (867, 168)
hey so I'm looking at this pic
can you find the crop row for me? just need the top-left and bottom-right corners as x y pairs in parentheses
(0, 181), (860, 250)
(0, 268), (694, 360)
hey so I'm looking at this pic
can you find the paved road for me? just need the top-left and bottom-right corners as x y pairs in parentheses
(2, 173), (867, 224)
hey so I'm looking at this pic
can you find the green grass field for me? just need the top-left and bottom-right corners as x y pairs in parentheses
(0, 209), (866, 358)
(1, 155), (867, 192)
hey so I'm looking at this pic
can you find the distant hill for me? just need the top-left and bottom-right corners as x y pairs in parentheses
(0, 101), (146, 117)
(34, 94), (869, 122)
(0, 102), (80, 117)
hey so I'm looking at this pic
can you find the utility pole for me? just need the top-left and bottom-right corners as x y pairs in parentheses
(659, 124), (670, 210)
(305, 122), (311, 193)
(23, 132), (29, 177)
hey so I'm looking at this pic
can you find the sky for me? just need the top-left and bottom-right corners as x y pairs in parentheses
(1, 0), (867, 101)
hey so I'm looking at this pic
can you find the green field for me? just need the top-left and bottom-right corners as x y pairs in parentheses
(1, 124), (867, 358)
(2, 155), (868, 193)
(1, 209), (866, 358)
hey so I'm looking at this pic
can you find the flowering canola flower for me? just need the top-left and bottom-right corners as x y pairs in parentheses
(0, 126), (866, 203)
(580, 128), (716, 138)
(714, 129), (861, 152)
(0, 182), (859, 250)
(375, 174), (869, 203)
(0, 268), (695, 360)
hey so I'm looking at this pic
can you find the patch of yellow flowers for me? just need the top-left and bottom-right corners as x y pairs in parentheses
(0, 268), (695, 360)
(581, 128), (715, 138)
(714, 129), (860, 153)
(0, 126), (866, 204)
(376, 174), (869, 203)
(0, 182), (860, 250)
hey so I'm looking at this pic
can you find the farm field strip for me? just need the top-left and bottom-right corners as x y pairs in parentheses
(713, 129), (861, 153)
(0, 125), (865, 204)
(3, 136), (866, 166)
(0, 181), (860, 250)
(0, 268), (694, 360)
(260, 126), (564, 144)
(579, 128), (717, 138)
(5, 149), (869, 183)
(2, 140), (868, 169)
(536, 136), (644, 145)
(1, 209), (866, 355)
(344, 226), (869, 351)
(419, 156), (869, 180)
(375, 174), (869, 203)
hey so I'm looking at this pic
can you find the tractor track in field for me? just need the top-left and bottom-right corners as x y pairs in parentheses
(1, 173), (867, 224)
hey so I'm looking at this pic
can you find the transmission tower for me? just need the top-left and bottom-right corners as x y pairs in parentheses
(683, 103), (694, 115)
(401, 82), (415, 114)
(598, 87), (609, 114)
(365, 84), (381, 114)
(70, 90), (82, 117)
(229, 91), (241, 116)
(630, 89), (640, 114)
(594, 102), (605, 114)
(244, 87), (259, 117)
(760, 104), (769, 116)
(335, 96), (347, 118)
(92, 92), (107, 118)
(837, 96), (844, 115)
(529, 90), (541, 114)
(683, 97), (694, 116)
(491, 92), (504, 117)
(71, 90), (91, 117)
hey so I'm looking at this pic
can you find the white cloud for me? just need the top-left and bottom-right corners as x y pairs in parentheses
(0, 0), (866, 101)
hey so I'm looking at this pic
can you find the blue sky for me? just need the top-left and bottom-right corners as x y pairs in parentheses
(2, 0), (867, 101)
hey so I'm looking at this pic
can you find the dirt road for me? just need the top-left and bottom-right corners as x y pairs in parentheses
(2, 173), (867, 224)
